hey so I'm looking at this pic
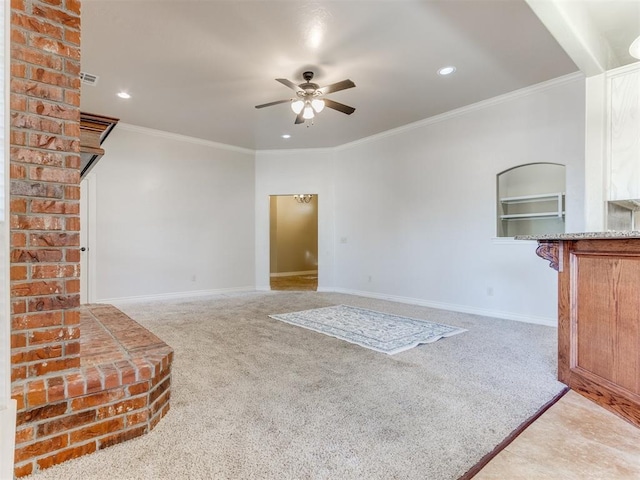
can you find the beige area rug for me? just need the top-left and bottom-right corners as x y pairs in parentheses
(25, 291), (564, 480)
(269, 305), (466, 354)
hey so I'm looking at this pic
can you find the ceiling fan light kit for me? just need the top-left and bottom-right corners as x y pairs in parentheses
(291, 100), (304, 114)
(303, 105), (315, 120)
(255, 71), (356, 125)
(311, 98), (325, 112)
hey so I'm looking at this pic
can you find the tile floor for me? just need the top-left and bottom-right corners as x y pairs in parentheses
(475, 390), (640, 479)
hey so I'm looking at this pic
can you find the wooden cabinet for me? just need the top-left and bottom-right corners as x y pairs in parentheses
(536, 237), (640, 428)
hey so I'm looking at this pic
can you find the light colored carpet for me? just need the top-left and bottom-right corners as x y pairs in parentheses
(25, 291), (563, 480)
(269, 305), (466, 354)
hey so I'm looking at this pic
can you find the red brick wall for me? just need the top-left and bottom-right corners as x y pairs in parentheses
(9, 3), (173, 476)
(11, 337), (172, 476)
(10, 0), (82, 475)
(10, 0), (81, 383)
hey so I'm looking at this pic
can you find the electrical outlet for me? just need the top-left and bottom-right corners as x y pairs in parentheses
(191, 275), (197, 282)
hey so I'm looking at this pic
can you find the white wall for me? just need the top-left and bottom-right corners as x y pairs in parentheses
(255, 149), (335, 290)
(255, 74), (586, 324)
(87, 125), (256, 302)
(89, 75), (585, 323)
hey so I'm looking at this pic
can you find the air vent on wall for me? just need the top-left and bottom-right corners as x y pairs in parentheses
(80, 71), (99, 86)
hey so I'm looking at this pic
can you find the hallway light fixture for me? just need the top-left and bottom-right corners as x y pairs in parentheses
(294, 194), (313, 203)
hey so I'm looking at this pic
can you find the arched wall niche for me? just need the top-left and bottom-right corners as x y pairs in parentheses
(497, 162), (566, 237)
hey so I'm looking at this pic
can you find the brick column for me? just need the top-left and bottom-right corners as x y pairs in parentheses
(10, 0), (81, 476)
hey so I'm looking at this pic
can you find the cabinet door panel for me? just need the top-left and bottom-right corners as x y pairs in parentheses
(575, 254), (640, 396)
(609, 69), (640, 201)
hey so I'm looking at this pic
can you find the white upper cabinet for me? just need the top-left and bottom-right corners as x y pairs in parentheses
(609, 65), (640, 201)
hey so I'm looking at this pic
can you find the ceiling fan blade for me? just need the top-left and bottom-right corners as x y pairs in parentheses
(276, 78), (304, 92)
(255, 99), (291, 109)
(294, 112), (305, 124)
(317, 79), (355, 95)
(323, 98), (356, 115)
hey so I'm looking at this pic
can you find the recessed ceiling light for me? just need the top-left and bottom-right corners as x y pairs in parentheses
(281, 134), (291, 139)
(117, 91), (131, 99)
(437, 66), (456, 76)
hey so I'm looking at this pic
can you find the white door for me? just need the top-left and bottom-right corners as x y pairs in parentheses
(79, 174), (96, 304)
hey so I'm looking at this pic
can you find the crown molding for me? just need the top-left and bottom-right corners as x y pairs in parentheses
(118, 72), (584, 156)
(335, 72), (584, 152)
(255, 147), (335, 156)
(116, 123), (255, 155)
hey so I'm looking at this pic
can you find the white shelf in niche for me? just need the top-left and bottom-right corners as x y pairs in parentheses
(500, 211), (566, 220)
(499, 193), (565, 220)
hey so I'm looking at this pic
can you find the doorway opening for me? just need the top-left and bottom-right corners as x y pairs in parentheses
(269, 194), (318, 291)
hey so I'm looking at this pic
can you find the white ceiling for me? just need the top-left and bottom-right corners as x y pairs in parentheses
(79, 1), (634, 151)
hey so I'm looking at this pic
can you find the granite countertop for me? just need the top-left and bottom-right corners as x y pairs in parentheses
(516, 231), (640, 241)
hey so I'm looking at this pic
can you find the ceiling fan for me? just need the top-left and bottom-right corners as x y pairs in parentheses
(255, 71), (356, 124)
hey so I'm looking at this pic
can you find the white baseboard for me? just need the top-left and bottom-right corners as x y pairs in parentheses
(96, 286), (255, 305)
(325, 288), (557, 327)
(270, 270), (318, 278)
(0, 400), (16, 480)
(95, 285), (556, 326)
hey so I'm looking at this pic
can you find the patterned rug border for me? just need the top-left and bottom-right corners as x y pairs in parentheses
(269, 304), (467, 355)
